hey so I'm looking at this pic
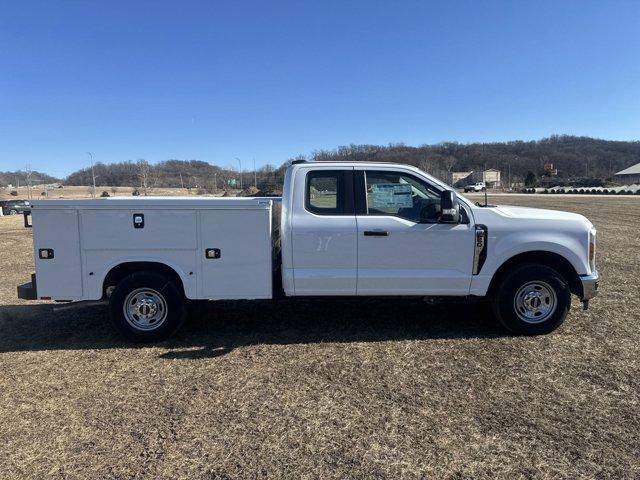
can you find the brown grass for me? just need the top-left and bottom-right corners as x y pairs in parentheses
(1, 196), (639, 479)
(0, 185), (235, 200)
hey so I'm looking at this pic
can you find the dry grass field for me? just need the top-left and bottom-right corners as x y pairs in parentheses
(0, 185), (240, 200)
(1, 195), (639, 479)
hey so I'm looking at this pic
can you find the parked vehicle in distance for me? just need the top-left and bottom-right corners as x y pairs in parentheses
(464, 181), (486, 192)
(1, 199), (31, 216)
(17, 161), (598, 341)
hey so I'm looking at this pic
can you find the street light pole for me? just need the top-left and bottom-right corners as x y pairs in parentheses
(87, 152), (96, 198)
(235, 157), (242, 190)
(511, 155), (517, 190)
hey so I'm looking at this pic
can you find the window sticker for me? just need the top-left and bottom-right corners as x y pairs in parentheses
(371, 183), (413, 208)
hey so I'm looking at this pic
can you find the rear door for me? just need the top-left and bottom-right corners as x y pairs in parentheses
(355, 168), (475, 296)
(289, 167), (357, 295)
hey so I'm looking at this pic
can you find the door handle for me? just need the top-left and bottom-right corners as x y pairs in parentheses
(363, 230), (389, 237)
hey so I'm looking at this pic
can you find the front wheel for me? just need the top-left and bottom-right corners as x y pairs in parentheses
(109, 271), (187, 342)
(492, 264), (571, 335)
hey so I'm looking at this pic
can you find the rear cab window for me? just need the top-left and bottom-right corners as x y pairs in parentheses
(305, 170), (353, 215)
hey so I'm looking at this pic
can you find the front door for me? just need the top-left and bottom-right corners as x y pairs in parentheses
(355, 169), (475, 296)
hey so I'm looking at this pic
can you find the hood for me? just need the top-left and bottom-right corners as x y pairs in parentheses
(491, 205), (592, 227)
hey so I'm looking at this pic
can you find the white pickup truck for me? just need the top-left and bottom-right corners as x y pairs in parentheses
(17, 161), (598, 341)
(464, 181), (486, 193)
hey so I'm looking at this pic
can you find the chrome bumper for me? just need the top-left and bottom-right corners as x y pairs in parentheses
(580, 271), (599, 301)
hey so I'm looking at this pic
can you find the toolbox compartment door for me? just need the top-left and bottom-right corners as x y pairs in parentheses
(199, 208), (272, 299)
(33, 209), (83, 299)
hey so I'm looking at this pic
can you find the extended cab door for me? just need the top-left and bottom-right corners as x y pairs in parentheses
(289, 166), (357, 295)
(355, 168), (475, 296)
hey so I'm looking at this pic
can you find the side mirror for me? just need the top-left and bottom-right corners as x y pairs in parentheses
(440, 190), (460, 223)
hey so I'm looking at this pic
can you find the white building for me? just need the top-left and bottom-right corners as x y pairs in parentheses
(615, 162), (640, 184)
(482, 169), (501, 188)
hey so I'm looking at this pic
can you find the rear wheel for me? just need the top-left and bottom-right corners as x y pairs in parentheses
(109, 271), (187, 342)
(492, 264), (570, 335)
(9, 209), (17, 215)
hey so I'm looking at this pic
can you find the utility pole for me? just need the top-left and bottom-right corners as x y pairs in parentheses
(235, 157), (242, 190)
(512, 155), (518, 190)
(25, 164), (32, 199)
(214, 172), (218, 192)
(253, 157), (257, 188)
(87, 152), (96, 198)
(179, 172), (184, 189)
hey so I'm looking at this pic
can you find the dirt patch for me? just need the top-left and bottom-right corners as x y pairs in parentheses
(1, 197), (639, 478)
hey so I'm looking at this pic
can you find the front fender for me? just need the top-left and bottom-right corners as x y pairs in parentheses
(470, 231), (588, 296)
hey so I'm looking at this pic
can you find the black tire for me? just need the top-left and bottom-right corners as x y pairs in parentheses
(108, 271), (187, 342)
(492, 264), (571, 335)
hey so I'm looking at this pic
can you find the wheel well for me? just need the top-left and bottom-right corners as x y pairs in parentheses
(103, 262), (185, 298)
(487, 251), (582, 298)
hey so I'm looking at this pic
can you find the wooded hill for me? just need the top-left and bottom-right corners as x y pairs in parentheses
(308, 135), (640, 186)
(6, 136), (640, 191)
(65, 159), (285, 194)
(0, 170), (60, 188)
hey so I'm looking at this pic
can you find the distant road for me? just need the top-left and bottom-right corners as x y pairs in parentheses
(463, 192), (640, 199)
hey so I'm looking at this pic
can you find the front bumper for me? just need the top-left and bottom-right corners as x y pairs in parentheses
(17, 273), (37, 300)
(580, 271), (599, 301)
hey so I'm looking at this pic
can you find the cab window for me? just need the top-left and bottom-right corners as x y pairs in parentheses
(363, 170), (442, 223)
(306, 170), (348, 215)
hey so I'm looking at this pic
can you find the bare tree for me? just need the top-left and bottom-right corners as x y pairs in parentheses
(137, 159), (151, 196)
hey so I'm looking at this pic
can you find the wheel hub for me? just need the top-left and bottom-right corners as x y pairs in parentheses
(123, 288), (168, 331)
(135, 298), (159, 319)
(514, 281), (557, 324)
(523, 291), (543, 311)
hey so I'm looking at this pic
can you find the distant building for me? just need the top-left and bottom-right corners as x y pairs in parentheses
(543, 163), (558, 176)
(615, 162), (640, 184)
(482, 169), (501, 188)
(452, 171), (474, 187)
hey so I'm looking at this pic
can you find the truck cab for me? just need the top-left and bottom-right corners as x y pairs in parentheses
(18, 161), (599, 341)
(281, 162), (476, 296)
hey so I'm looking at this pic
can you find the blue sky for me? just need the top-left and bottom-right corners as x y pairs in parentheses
(1, 0), (639, 177)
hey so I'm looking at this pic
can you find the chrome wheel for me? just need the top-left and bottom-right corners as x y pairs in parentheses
(123, 288), (168, 331)
(514, 281), (557, 324)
